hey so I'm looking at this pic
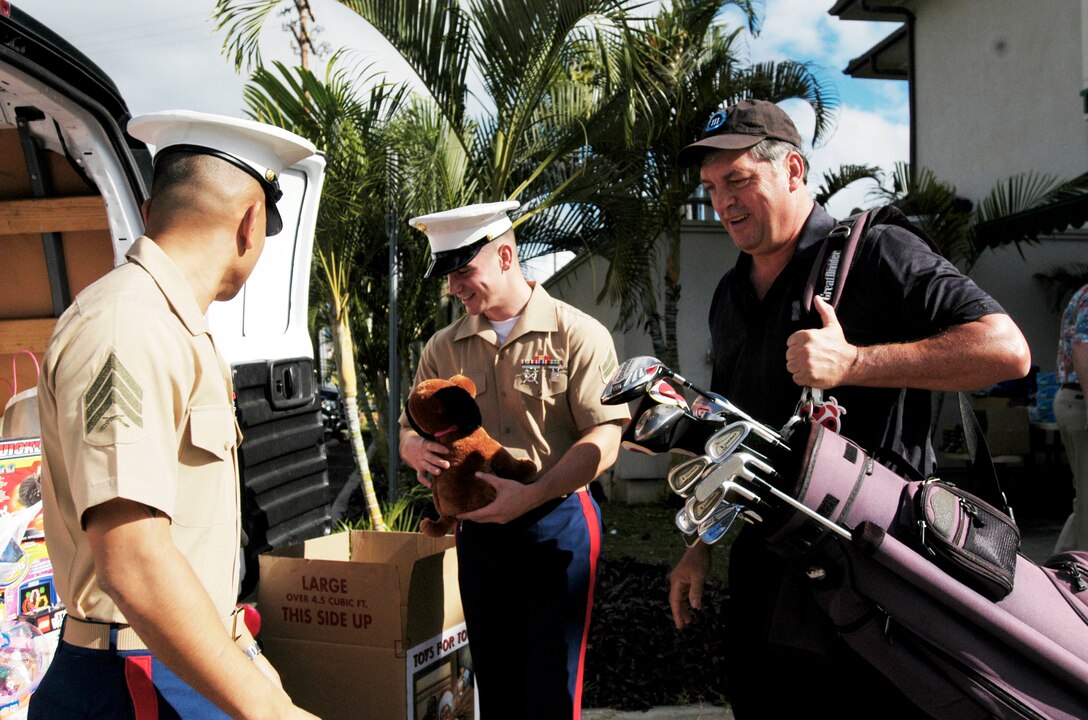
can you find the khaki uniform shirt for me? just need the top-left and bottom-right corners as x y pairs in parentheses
(39, 236), (241, 623)
(405, 283), (629, 478)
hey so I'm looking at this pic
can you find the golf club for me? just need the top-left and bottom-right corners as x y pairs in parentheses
(667, 455), (714, 496)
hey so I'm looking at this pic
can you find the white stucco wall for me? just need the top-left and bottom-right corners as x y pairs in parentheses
(913, 0), (1088, 200)
(968, 233), (1085, 374)
(906, 0), (1087, 373)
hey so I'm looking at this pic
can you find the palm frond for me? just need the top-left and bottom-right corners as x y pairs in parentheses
(213, 0), (285, 72)
(341, 0), (474, 135)
(814, 164), (882, 208)
(975, 172), (1064, 224)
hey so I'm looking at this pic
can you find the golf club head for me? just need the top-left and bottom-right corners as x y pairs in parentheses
(618, 394), (670, 454)
(667, 455), (713, 496)
(698, 393), (787, 449)
(692, 452), (773, 504)
(631, 404), (710, 457)
(647, 378), (688, 409)
(675, 506), (697, 535)
(633, 404), (686, 440)
(686, 481), (732, 525)
(620, 404), (687, 455)
(697, 503), (742, 545)
(691, 392), (731, 422)
(705, 421), (752, 460)
(601, 356), (672, 405)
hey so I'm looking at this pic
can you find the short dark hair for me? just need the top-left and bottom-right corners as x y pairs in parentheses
(152, 151), (203, 197)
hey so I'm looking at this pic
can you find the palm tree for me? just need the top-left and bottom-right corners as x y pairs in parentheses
(869, 163), (1088, 273)
(813, 163), (883, 210)
(214, 1), (764, 275)
(243, 55), (412, 530)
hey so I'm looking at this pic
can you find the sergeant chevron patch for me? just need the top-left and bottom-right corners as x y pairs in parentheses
(83, 351), (145, 441)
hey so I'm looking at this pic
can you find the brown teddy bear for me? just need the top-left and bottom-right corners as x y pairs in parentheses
(406, 374), (537, 537)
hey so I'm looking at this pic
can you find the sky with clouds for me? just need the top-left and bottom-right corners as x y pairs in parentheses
(15, 0), (909, 219)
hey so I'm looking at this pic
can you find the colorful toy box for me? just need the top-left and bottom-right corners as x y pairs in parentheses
(0, 438), (63, 719)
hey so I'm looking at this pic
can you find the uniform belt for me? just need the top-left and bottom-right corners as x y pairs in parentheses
(61, 607), (247, 651)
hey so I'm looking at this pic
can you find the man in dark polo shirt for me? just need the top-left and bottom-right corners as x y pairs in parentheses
(667, 99), (1031, 718)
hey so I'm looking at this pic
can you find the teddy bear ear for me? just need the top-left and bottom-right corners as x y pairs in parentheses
(450, 374), (477, 398)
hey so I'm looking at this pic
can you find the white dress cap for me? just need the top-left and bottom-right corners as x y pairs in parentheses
(408, 200), (521, 278)
(127, 109), (317, 235)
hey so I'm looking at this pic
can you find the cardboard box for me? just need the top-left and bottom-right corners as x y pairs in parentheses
(258, 531), (476, 720)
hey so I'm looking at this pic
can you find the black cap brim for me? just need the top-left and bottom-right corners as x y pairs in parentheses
(424, 238), (490, 278)
(678, 134), (765, 167)
(265, 204), (283, 236)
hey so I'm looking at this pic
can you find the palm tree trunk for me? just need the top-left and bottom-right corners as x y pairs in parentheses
(334, 302), (387, 531)
(644, 308), (668, 363)
(663, 224), (682, 373)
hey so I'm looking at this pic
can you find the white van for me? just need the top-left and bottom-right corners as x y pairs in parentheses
(0, 5), (331, 597)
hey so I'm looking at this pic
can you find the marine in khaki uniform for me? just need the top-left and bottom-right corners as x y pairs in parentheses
(32, 111), (319, 720)
(400, 201), (629, 719)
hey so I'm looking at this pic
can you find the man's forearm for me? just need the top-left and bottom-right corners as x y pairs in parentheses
(87, 500), (300, 720)
(531, 423), (622, 500)
(851, 314), (1031, 392)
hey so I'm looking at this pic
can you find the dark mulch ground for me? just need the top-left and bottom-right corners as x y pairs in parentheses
(582, 555), (731, 711)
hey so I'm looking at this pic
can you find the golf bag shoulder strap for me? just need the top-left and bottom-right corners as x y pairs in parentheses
(801, 205), (1011, 516)
(802, 209), (871, 315)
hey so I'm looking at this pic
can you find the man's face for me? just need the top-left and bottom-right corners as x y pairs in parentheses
(699, 148), (798, 257)
(446, 241), (502, 318)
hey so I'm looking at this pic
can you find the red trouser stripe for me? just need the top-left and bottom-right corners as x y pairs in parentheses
(124, 656), (159, 720)
(572, 491), (601, 719)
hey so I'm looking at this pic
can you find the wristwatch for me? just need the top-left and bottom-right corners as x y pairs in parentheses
(242, 641), (263, 661)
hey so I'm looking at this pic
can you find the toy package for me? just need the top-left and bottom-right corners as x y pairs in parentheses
(0, 439), (62, 719)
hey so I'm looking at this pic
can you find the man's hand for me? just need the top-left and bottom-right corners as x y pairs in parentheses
(457, 472), (542, 525)
(669, 543), (711, 629)
(785, 296), (859, 389)
(400, 433), (449, 488)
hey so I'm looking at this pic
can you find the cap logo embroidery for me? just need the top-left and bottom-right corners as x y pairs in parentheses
(84, 352), (144, 439)
(705, 110), (727, 133)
